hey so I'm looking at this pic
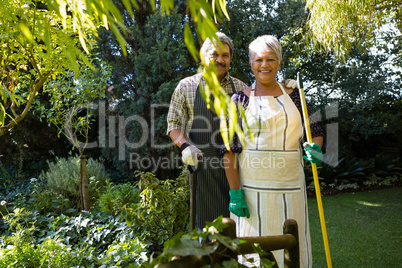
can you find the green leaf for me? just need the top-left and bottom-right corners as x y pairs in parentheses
(228, 101), (237, 143)
(165, 235), (218, 259)
(219, 0), (230, 20)
(0, 85), (7, 104)
(0, 103), (5, 126)
(43, 19), (51, 52)
(64, 48), (79, 75)
(64, 208), (77, 214)
(130, 0), (139, 10)
(121, 0), (134, 17)
(59, 0), (67, 28)
(161, 0), (174, 15)
(209, 233), (238, 251)
(149, 0), (156, 12)
(19, 23), (34, 43)
(109, 22), (128, 57)
(184, 22), (198, 61)
(220, 108), (230, 150)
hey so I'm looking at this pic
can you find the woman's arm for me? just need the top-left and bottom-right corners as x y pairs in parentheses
(312, 135), (324, 149)
(223, 151), (240, 190)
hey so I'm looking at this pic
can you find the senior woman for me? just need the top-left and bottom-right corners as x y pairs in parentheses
(222, 35), (324, 267)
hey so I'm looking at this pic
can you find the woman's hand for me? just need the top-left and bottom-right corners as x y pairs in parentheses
(303, 142), (323, 165)
(229, 189), (250, 218)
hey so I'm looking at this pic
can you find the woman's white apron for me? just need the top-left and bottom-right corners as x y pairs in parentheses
(234, 82), (312, 267)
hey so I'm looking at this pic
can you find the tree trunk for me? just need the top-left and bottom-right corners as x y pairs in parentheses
(80, 155), (90, 211)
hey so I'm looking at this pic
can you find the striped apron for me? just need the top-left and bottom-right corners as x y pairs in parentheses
(235, 82), (312, 267)
(188, 78), (235, 228)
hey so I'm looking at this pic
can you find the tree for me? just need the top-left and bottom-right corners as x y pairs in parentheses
(307, 47), (402, 157)
(305, 0), (402, 60)
(41, 60), (111, 210)
(93, 3), (196, 180)
(0, 0), (101, 136)
(3, 0), (400, 156)
(1, 0), (239, 155)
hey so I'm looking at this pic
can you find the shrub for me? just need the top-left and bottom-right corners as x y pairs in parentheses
(95, 168), (191, 253)
(0, 204), (149, 267)
(96, 180), (139, 216)
(127, 170), (190, 253)
(0, 236), (80, 267)
(38, 156), (109, 209)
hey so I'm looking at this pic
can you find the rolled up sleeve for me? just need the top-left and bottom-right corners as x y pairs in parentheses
(167, 83), (187, 135)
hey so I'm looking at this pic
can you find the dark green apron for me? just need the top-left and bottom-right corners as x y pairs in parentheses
(188, 77), (235, 228)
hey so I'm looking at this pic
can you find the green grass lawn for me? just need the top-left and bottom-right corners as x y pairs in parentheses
(308, 187), (402, 267)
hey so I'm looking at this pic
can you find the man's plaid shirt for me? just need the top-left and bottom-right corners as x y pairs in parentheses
(167, 72), (247, 135)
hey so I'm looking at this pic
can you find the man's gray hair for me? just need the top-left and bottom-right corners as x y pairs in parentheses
(201, 32), (234, 59)
(249, 35), (282, 63)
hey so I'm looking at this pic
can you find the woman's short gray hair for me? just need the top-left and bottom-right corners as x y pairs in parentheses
(201, 32), (234, 59)
(249, 35), (282, 63)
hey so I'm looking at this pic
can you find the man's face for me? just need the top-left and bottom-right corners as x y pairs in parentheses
(204, 43), (231, 81)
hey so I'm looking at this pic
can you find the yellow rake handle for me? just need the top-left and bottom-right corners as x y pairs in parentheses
(297, 72), (332, 268)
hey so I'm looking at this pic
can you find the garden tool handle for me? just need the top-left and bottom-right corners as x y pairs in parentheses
(188, 156), (202, 231)
(298, 72), (332, 268)
(187, 155), (203, 174)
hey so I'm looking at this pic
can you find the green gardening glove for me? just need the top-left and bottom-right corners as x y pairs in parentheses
(303, 142), (323, 166)
(229, 189), (250, 218)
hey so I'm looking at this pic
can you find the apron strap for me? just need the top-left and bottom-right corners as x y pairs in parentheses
(277, 82), (287, 95)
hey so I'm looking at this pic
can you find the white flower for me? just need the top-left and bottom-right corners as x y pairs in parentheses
(30, 178), (37, 183)
(1, 201), (6, 206)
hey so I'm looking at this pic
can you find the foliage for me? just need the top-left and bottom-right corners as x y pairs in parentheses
(0, 0), (239, 176)
(0, 236), (80, 267)
(96, 6), (195, 180)
(305, 155), (402, 194)
(363, 175), (400, 188)
(95, 168), (191, 253)
(40, 60), (111, 156)
(0, 0), (98, 135)
(149, 216), (275, 267)
(0, 205), (149, 267)
(131, 170), (190, 251)
(287, 37), (402, 159)
(305, 0), (402, 60)
(0, 167), (193, 267)
(0, 164), (400, 267)
(0, 109), (73, 183)
(38, 155), (109, 210)
(96, 180), (139, 216)
(0, 206), (77, 267)
(0, 151), (23, 184)
(94, 236), (149, 267)
(0, 179), (34, 212)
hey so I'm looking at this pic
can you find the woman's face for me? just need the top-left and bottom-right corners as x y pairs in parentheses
(250, 48), (282, 84)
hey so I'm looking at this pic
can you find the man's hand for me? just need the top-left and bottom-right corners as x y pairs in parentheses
(229, 189), (250, 218)
(284, 79), (297, 89)
(181, 142), (203, 166)
(303, 142), (323, 166)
